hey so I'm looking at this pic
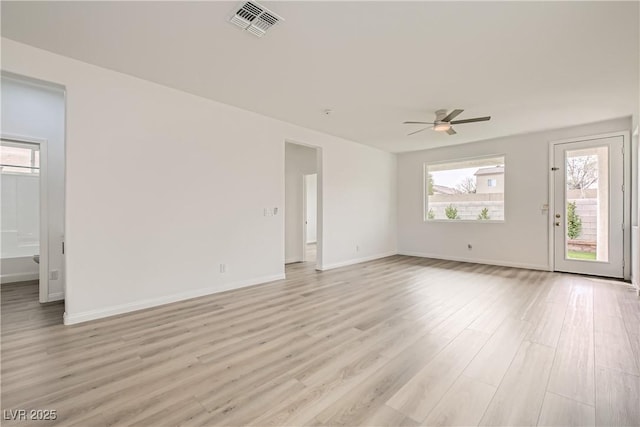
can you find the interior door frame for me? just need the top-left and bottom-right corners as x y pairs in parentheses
(301, 174), (308, 263)
(1, 133), (50, 301)
(284, 139), (323, 271)
(548, 130), (631, 279)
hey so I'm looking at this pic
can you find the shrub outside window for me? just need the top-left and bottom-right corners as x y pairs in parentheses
(425, 155), (505, 221)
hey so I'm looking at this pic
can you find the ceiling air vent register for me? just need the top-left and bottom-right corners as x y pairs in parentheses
(229, 1), (283, 38)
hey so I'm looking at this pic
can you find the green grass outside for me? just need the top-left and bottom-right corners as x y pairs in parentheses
(567, 250), (597, 261)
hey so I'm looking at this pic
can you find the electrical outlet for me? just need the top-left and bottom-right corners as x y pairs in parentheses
(49, 270), (59, 280)
(219, 264), (226, 273)
(356, 245), (360, 252)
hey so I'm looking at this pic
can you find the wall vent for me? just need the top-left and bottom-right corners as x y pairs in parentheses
(229, 1), (283, 38)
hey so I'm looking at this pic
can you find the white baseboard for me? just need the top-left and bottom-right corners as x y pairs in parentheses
(285, 257), (302, 264)
(1, 272), (39, 284)
(63, 273), (285, 325)
(319, 251), (398, 271)
(398, 251), (550, 272)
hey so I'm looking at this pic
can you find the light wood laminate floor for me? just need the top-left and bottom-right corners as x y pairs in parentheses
(2, 256), (639, 426)
(306, 243), (316, 263)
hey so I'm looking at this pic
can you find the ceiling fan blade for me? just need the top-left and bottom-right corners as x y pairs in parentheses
(442, 109), (464, 122)
(450, 116), (491, 125)
(446, 128), (457, 135)
(407, 127), (430, 136)
(403, 121), (435, 125)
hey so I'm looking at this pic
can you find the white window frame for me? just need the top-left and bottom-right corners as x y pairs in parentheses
(423, 154), (506, 223)
(0, 140), (40, 174)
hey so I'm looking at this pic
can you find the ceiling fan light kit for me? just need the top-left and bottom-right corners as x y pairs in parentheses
(403, 108), (491, 136)
(433, 122), (452, 132)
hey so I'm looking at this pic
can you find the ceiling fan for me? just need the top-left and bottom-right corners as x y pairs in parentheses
(403, 109), (491, 136)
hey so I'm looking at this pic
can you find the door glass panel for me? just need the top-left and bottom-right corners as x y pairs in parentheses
(565, 147), (608, 262)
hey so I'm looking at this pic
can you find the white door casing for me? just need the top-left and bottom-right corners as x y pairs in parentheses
(552, 135), (625, 278)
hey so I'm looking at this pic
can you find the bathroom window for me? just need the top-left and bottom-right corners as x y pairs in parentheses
(0, 141), (40, 174)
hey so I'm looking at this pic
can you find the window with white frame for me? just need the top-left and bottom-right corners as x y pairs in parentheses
(425, 155), (505, 221)
(0, 141), (40, 174)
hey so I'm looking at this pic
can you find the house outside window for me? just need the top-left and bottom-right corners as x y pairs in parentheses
(475, 168), (503, 193)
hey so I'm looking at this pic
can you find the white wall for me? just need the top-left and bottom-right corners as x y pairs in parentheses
(1, 257), (39, 284)
(323, 144), (397, 269)
(306, 174), (317, 244)
(285, 143), (317, 263)
(1, 39), (397, 324)
(1, 76), (65, 297)
(398, 117), (631, 270)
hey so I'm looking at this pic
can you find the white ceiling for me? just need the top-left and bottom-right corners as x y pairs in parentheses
(2, 1), (638, 153)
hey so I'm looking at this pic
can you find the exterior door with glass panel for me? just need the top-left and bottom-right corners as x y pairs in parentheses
(553, 136), (624, 278)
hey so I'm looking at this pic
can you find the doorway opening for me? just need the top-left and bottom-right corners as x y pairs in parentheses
(1, 138), (47, 295)
(1, 73), (66, 325)
(303, 173), (318, 264)
(550, 133), (629, 278)
(284, 141), (321, 270)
